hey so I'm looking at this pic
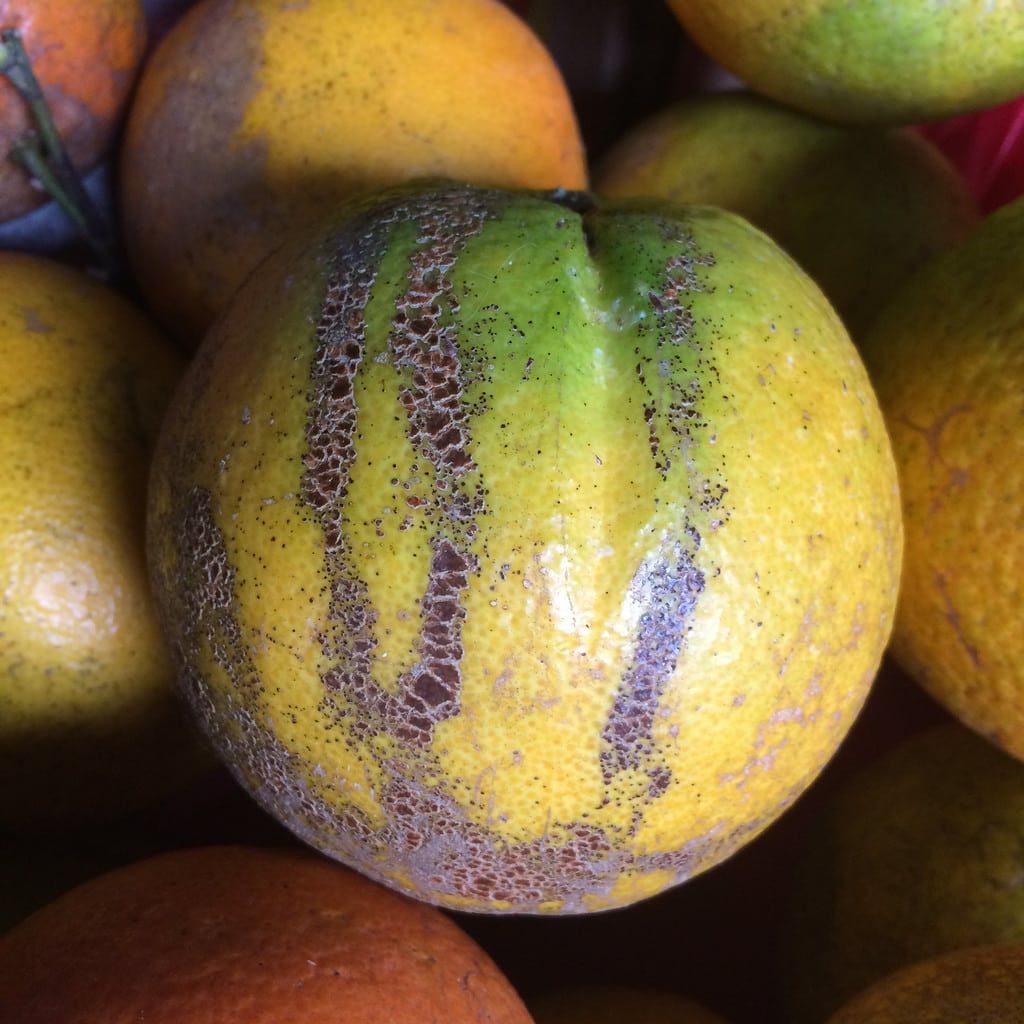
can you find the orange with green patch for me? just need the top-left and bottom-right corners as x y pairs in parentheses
(666, 0), (1024, 125)
(148, 184), (901, 913)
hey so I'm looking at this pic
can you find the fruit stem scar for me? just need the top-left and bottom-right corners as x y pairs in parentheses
(0, 28), (124, 284)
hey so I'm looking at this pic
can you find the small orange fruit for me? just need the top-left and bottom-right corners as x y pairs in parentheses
(0, 0), (146, 221)
(826, 944), (1024, 1024)
(119, 0), (587, 344)
(147, 183), (902, 914)
(0, 845), (534, 1023)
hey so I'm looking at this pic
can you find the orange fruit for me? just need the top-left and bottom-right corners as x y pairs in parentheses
(119, 0), (587, 345)
(0, 844), (534, 1023)
(826, 944), (1024, 1023)
(0, 251), (205, 832)
(530, 986), (728, 1023)
(665, 0), (1024, 125)
(783, 722), (1024, 1021)
(0, 0), (146, 221)
(146, 182), (901, 913)
(860, 195), (1024, 758)
(595, 90), (977, 336)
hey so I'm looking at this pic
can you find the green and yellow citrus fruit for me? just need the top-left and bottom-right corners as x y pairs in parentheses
(596, 91), (977, 336)
(147, 183), (902, 913)
(666, 0), (1024, 125)
(0, 252), (204, 832)
(860, 196), (1024, 759)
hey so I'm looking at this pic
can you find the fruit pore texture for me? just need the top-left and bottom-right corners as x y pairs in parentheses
(826, 943), (1024, 1024)
(147, 184), (902, 913)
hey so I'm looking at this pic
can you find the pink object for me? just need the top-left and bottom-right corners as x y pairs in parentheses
(918, 95), (1024, 213)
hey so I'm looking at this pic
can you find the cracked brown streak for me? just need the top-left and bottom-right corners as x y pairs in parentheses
(306, 191), (493, 748)
(173, 485), (316, 821)
(177, 195), (727, 906)
(600, 240), (715, 803)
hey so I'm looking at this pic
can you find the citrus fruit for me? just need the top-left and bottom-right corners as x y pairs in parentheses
(0, 844), (533, 1022)
(826, 943), (1024, 1024)
(784, 723), (1024, 1021)
(665, 0), (1024, 125)
(119, 0), (587, 345)
(530, 986), (727, 1023)
(147, 182), (902, 914)
(0, 0), (146, 221)
(859, 195), (1024, 759)
(0, 251), (205, 832)
(596, 90), (978, 336)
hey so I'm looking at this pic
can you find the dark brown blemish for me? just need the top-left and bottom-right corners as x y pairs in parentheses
(301, 208), (395, 736)
(305, 189), (494, 747)
(895, 403), (973, 512)
(600, 546), (705, 798)
(597, 234), (722, 805)
(173, 485), (260, 702)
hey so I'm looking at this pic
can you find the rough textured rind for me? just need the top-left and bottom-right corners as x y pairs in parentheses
(148, 183), (902, 914)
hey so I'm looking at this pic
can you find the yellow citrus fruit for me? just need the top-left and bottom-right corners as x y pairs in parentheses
(665, 0), (1024, 125)
(784, 722), (1024, 1021)
(0, 845), (534, 1022)
(0, 252), (205, 832)
(119, 0), (587, 345)
(860, 196), (1024, 759)
(147, 183), (902, 914)
(826, 944), (1024, 1024)
(596, 90), (977, 336)
(530, 986), (727, 1023)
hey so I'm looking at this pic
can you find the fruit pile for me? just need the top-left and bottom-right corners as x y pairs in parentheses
(0, 1), (1022, 1020)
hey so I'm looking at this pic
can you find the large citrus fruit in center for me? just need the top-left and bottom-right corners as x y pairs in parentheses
(147, 183), (902, 914)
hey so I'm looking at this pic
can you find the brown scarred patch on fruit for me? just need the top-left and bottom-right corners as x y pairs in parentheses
(300, 207), (394, 737)
(600, 544), (705, 799)
(304, 190), (496, 748)
(173, 486), (261, 702)
(598, 235), (724, 806)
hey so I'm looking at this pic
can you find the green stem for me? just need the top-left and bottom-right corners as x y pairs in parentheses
(0, 28), (124, 283)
